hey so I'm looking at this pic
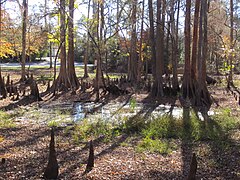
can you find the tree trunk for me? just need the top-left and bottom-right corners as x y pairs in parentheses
(148, 0), (157, 95)
(45, 0), (53, 69)
(195, 0), (211, 111)
(137, 0), (145, 84)
(0, 67), (7, 98)
(0, 0), (2, 62)
(182, 0), (192, 99)
(170, 0), (179, 93)
(155, 0), (164, 97)
(228, 0), (234, 85)
(191, 0), (200, 79)
(95, 1), (106, 101)
(49, 42), (53, 68)
(21, 0), (27, 81)
(51, 0), (71, 92)
(67, 0), (80, 89)
(83, 0), (91, 78)
(215, 53), (220, 75)
(128, 0), (138, 84)
(187, 153), (197, 180)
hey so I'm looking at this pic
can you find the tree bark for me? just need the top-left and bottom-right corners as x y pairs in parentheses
(228, 0), (234, 85)
(67, 0), (80, 89)
(83, 0), (91, 78)
(170, 0), (179, 93)
(195, 0), (211, 110)
(155, 0), (164, 97)
(191, 0), (200, 79)
(128, 0), (138, 84)
(137, 0), (145, 84)
(21, 0), (27, 81)
(95, 0), (106, 101)
(51, 0), (71, 92)
(0, 67), (7, 98)
(182, 0), (192, 98)
(148, 0), (157, 95)
(187, 153), (197, 180)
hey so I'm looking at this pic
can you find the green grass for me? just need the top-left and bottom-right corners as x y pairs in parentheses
(46, 109), (73, 127)
(212, 108), (240, 131)
(136, 137), (175, 154)
(141, 108), (239, 141)
(37, 74), (54, 81)
(0, 110), (16, 128)
(60, 105), (240, 154)
(72, 118), (118, 143)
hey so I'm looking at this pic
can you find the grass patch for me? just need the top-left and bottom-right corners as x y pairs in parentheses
(69, 106), (239, 153)
(46, 109), (73, 127)
(142, 115), (183, 139)
(37, 74), (54, 81)
(72, 118), (120, 143)
(0, 110), (16, 128)
(136, 137), (175, 154)
(47, 120), (59, 127)
(123, 115), (147, 133)
(213, 108), (240, 130)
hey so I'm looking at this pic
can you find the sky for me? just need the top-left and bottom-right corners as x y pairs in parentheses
(3, 0), (184, 37)
(3, 0), (88, 23)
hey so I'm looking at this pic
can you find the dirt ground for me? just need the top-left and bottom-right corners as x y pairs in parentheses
(0, 71), (240, 179)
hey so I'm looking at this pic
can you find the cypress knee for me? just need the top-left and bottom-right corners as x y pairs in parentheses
(85, 140), (94, 173)
(30, 80), (42, 101)
(1, 158), (5, 164)
(43, 128), (59, 179)
(187, 153), (197, 180)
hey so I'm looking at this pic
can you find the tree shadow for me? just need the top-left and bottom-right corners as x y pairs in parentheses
(195, 115), (240, 179)
(181, 107), (194, 178)
(181, 107), (240, 179)
(122, 169), (183, 180)
(0, 127), (49, 155)
(0, 127), (51, 179)
(1, 96), (39, 111)
(58, 134), (129, 178)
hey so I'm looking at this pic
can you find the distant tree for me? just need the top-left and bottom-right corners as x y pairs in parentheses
(83, 0), (91, 78)
(0, 1), (15, 59)
(228, 0), (234, 85)
(208, 1), (229, 75)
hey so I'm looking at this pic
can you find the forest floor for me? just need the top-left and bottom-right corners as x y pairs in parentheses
(0, 69), (240, 179)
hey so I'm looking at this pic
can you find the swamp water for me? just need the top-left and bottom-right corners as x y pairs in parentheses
(27, 102), (215, 126)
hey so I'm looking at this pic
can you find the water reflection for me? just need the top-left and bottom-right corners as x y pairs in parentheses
(73, 102), (189, 122)
(40, 102), (215, 125)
